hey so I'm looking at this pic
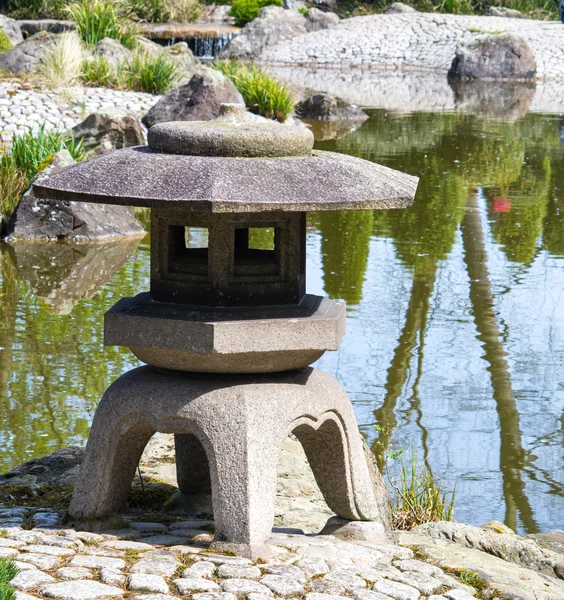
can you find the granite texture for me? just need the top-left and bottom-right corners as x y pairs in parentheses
(33, 148), (418, 213)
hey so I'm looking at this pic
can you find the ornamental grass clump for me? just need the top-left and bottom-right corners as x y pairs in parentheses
(37, 31), (84, 88)
(123, 52), (180, 94)
(0, 558), (18, 600)
(81, 55), (124, 88)
(126, 0), (204, 23)
(213, 61), (295, 123)
(387, 447), (456, 530)
(0, 125), (85, 219)
(68, 0), (138, 49)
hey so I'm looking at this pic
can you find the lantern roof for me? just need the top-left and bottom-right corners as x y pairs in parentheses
(33, 104), (418, 213)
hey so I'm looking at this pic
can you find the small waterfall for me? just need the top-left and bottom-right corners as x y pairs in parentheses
(187, 30), (238, 59)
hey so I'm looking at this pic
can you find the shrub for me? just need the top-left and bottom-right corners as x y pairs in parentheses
(68, 0), (138, 48)
(6, 0), (70, 19)
(213, 60), (294, 122)
(228, 0), (282, 27)
(386, 447), (456, 530)
(0, 30), (12, 54)
(0, 125), (85, 219)
(126, 0), (204, 22)
(123, 51), (180, 93)
(37, 31), (83, 88)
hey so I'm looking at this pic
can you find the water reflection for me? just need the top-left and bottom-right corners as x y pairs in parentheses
(0, 110), (563, 533)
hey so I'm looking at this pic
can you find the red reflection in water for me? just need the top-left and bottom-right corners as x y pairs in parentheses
(493, 197), (511, 213)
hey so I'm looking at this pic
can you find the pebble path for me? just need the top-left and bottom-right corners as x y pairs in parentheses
(0, 83), (159, 144)
(258, 13), (564, 81)
(0, 505), (479, 600)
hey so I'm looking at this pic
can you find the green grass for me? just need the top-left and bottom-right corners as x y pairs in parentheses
(126, 0), (204, 23)
(68, 0), (138, 49)
(81, 56), (123, 88)
(228, 0), (282, 27)
(123, 52), (180, 94)
(213, 60), (295, 122)
(0, 125), (85, 219)
(386, 447), (456, 530)
(0, 559), (18, 600)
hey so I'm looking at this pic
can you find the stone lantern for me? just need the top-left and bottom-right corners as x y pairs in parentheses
(34, 104), (418, 556)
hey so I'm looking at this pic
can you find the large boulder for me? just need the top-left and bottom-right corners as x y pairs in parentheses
(17, 19), (76, 36)
(142, 70), (243, 128)
(449, 33), (536, 81)
(295, 94), (367, 121)
(222, 6), (308, 59)
(485, 6), (525, 18)
(4, 150), (145, 242)
(94, 37), (132, 66)
(305, 7), (339, 32)
(0, 31), (55, 74)
(383, 2), (417, 13)
(0, 15), (23, 47)
(71, 108), (145, 154)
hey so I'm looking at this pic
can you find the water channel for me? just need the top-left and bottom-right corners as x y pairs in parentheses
(0, 108), (563, 534)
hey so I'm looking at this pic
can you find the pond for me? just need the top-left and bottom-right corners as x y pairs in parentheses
(1, 109), (563, 534)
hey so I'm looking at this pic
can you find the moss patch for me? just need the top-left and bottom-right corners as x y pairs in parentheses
(0, 30), (12, 54)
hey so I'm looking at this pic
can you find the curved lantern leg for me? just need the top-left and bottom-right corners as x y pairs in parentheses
(67, 366), (390, 553)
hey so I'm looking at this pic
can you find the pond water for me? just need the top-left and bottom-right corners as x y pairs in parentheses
(1, 109), (563, 534)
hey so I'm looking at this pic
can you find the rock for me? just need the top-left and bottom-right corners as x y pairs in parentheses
(22, 545), (75, 556)
(17, 553), (61, 569)
(305, 595), (346, 600)
(311, 0), (337, 11)
(294, 558), (329, 578)
(296, 95), (367, 121)
(94, 38), (132, 66)
(130, 558), (179, 577)
(217, 565), (262, 579)
(102, 540), (155, 551)
(309, 580), (346, 595)
(448, 33), (536, 81)
(0, 31), (55, 74)
(5, 150), (145, 242)
(69, 555), (127, 570)
(193, 594), (237, 600)
(0, 15), (23, 47)
(399, 529), (564, 600)
(392, 560), (444, 578)
(41, 581), (124, 600)
(373, 580), (420, 600)
(324, 571), (366, 592)
(182, 561), (216, 578)
(388, 572), (443, 595)
(383, 2), (417, 13)
(71, 109), (145, 154)
(485, 6), (525, 18)
(127, 574), (169, 594)
(221, 579), (273, 596)
(260, 574), (304, 597)
(174, 579), (221, 594)
(130, 522), (169, 534)
(222, 6), (308, 59)
(142, 71), (243, 127)
(100, 569), (126, 587)
(319, 517), (387, 543)
(305, 8), (339, 32)
(56, 567), (95, 581)
(263, 565), (307, 584)
(136, 37), (164, 56)
(352, 591), (394, 600)
(443, 591), (475, 600)
(413, 521), (564, 579)
(11, 570), (56, 591)
(17, 19), (76, 36)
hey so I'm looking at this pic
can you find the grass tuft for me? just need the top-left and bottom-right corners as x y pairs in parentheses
(213, 60), (295, 123)
(0, 125), (85, 220)
(386, 447), (456, 530)
(123, 51), (180, 94)
(81, 55), (123, 88)
(68, 0), (138, 49)
(37, 31), (84, 89)
(0, 558), (18, 600)
(0, 30), (13, 54)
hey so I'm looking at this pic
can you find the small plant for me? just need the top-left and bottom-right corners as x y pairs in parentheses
(228, 0), (282, 27)
(37, 31), (83, 88)
(68, 0), (138, 48)
(0, 125), (85, 219)
(0, 30), (12, 54)
(386, 447), (456, 531)
(298, 5), (307, 14)
(123, 51), (180, 94)
(0, 558), (18, 600)
(213, 60), (294, 122)
(81, 56), (124, 88)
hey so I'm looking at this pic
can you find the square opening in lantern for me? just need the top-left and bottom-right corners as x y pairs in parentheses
(168, 225), (209, 276)
(234, 227), (280, 276)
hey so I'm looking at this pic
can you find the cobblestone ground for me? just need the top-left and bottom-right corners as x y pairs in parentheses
(258, 13), (564, 81)
(0, 83), (159, 144)
(0, 507), (480, 600)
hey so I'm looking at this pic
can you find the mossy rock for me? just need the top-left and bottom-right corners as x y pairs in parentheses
(0, 29), (13, 54)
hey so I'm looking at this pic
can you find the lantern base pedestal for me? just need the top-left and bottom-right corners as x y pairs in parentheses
(67, 366), (391, 555)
